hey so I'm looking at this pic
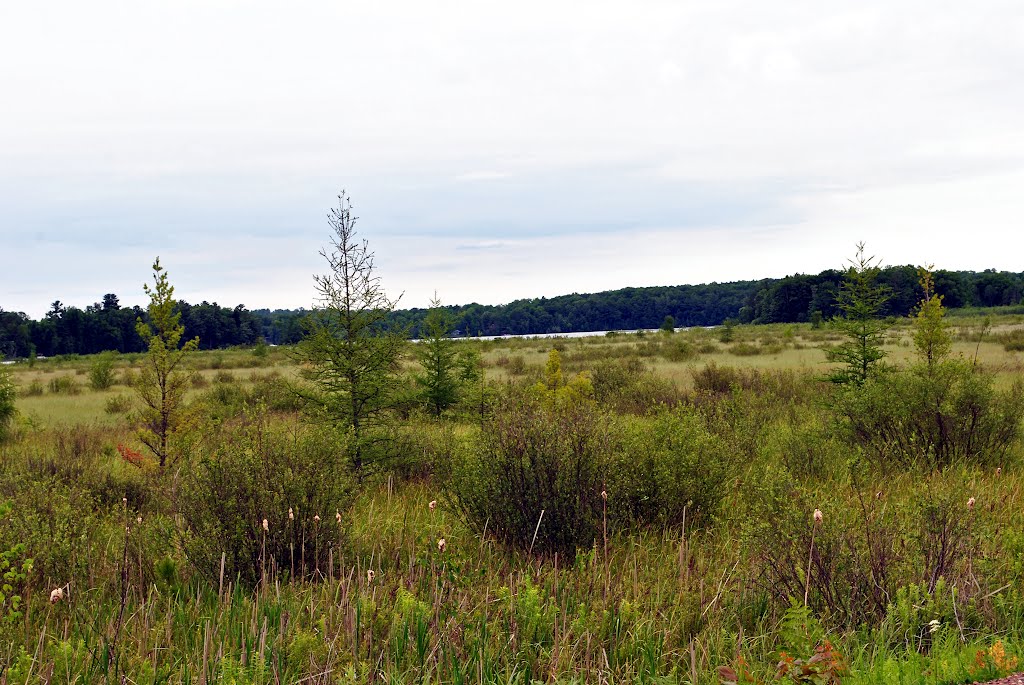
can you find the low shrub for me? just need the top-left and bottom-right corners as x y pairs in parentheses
(738, 465), (989, 630)
(832, 361), (1024, 470)
(104, 394), (133, 415)
(178, 410), (355, 587)
(605, 407), (728, 529)
(590, 357), (682, 414)
(48, 375), (81, 395)
(448, 386), (609, 557)
(88, 352), (118, 390)
(20, 380), (44, 397)
(507, 355), (527, 376)
(729, 342), (762, 357)
(0, 365), (15, 442)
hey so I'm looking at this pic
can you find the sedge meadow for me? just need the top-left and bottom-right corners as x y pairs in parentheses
(1, 249), (1024, 684)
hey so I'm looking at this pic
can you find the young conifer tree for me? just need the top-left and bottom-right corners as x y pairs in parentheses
(135, 258), (199, 467)
(912, 265), (952, 373)
(297, 191), (405, 478)
(826, 242), (890, 385)
(415, 296), (461, 417)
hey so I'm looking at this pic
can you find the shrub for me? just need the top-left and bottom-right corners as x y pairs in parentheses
(448, 386), (609, 557)
(739, 465), (989, 630)
(729, 342), (761, 357)
(590, 357), (681, 414)
(606, 407), (727, 529)
(0, 364), (15, 442)
(506, 355), (527, 376)
(389, 421), (458, 481)
(178, 410), (355, 587)
(104, 394), (133, 415)
(832, 361), (1024, 470)
(47, 375), (81, 395)
(87, 352), (117, 390)
(665, 340), (697, 362)
(20, 380), (44, 397)
(993, 328), (1024, 352)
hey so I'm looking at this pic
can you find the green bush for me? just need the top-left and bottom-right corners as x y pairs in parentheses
(87, 352), (117, 390)
(47, 375), (81, 395)
(20, 380), (44, 397)
(590, 357), (681, 414)
(833, 361), (1024, 470)
(389, 421), (458, 481)
(729, 342), (761, 357)
(178, 410), (355, 587)
(506, 355), (527, 376)
(0, 364), (15, 442)
(448, 386), (609, 557)
(738, 465), (989, 630)
(605, 407), (727, 529)
(104, 394), (133, 415)
(993, 328), (1024, 352)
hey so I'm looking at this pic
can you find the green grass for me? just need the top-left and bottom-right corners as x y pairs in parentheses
(2, 315), (1024, 682)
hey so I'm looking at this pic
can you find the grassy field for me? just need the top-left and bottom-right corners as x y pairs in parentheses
(1, 315), (1024, 683)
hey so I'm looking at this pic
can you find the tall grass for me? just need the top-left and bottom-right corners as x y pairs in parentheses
(1, 317), (1024, 682)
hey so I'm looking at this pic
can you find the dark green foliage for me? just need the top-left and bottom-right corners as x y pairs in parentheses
(414, 299), (461, 417)
(448, 386), (609, 557)
(4, 267), (1023, 352)
(178, 411), (354, 587)
(826, 243), (890, 386)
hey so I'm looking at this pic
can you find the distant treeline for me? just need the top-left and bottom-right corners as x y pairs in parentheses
(1, 267), (1022, 358)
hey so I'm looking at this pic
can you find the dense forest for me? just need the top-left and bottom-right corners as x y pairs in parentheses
(1, 266), (1022, 358)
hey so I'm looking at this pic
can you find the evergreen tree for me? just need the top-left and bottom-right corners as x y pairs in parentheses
(297, 191), (405, 478)
(135, 258), (199, 467)
(415, 297), (461, 417)
(826, 243), (890, 385)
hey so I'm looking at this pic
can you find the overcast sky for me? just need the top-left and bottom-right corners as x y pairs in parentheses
(2, 1), (1022, 318)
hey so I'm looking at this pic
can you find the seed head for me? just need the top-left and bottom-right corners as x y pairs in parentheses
(136, 516), (142, 525)
(262, 518), (269, 532)
(813, 509), (823, 524)
(336, 511), (342, 524)
(996, 467), (1002, 476)
(313, 514), (320, 523)
(428, 500), (437, 511)
(50, 587), (64, 603)
(288, 507), (294, 521)
(366, 569), (375, 583)
(438, 538), (447, 553)
(967, 496), (976, 510)
(601, 490), (607, 501)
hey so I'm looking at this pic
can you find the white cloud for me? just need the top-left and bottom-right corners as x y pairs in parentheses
(1, 0), (1022, 317)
